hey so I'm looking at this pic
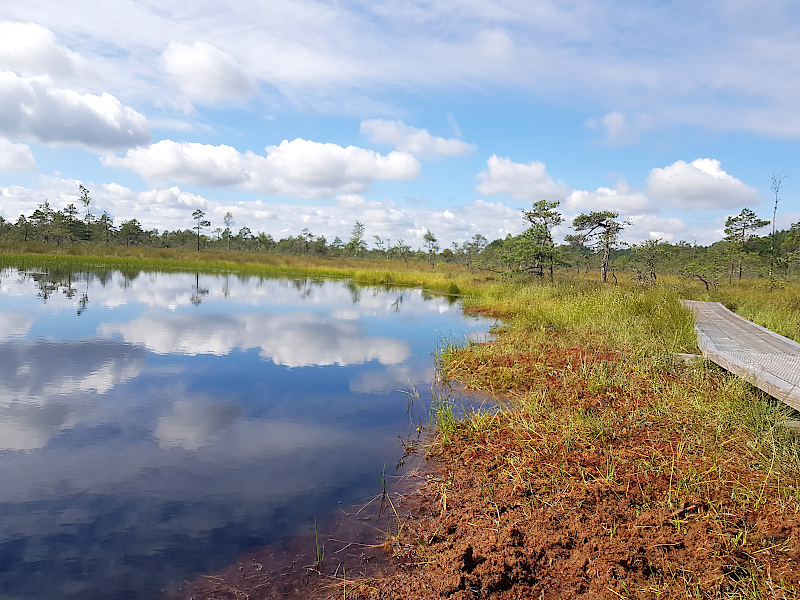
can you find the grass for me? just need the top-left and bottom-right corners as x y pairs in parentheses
(314, 516), (325, 571)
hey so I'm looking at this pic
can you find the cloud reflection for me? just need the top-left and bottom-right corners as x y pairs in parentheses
(155, 398), (241, 450)
(99, 311), (411, 367)
(0, 311), (34, 340)
(0, 340), (146, 450)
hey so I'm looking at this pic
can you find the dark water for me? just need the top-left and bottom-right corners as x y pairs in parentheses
(0, 267), (489, 600)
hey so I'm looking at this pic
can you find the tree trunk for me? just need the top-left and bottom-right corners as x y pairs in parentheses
(600, 245), (610, 282)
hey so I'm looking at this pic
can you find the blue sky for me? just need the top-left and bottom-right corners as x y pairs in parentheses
(1, 1), (799, 248)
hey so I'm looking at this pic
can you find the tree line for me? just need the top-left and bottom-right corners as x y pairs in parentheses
(2, 184), (799, 285)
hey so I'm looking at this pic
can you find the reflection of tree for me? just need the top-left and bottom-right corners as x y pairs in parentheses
(291, 278), (319, 300)
(78, 291), (90, 316)
(36, 280), (58, 301)
(13, 268), (107, 314)
(25, 270), (83, 304)
(222, 274), (230, 298)
(118, 272), (138, 290)
(61, 273), (77, 299)
(344, 280), (361, 305)
(191, 273), (209, 306)
(391, 294), (404, 313)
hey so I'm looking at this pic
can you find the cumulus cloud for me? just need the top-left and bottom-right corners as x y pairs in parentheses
(161, 41), (256, 106)
(360, 119), (474, 157)
(103, 138), (420, 198)
(0, 71), (151, 150)
(419, 199), (525, 243)
(646, 158), (760, 210)
(564, 179), (650, 214)
(0, 138), (36, 171)
(623, 214), (689, 243)
(476, 155), (570, 202)
(0, 21), (83, 80)
(1, 176), (525, 247)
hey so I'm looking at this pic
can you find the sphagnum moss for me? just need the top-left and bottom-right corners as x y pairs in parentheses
(370, 278), (800, 599)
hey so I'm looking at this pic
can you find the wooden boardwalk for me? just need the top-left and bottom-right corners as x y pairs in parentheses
(682, 300), (800, 412)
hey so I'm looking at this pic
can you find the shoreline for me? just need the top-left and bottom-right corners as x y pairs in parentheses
(162, 447), (439, 600)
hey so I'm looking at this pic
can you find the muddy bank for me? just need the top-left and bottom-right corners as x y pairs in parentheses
(162, 450), (435, 600)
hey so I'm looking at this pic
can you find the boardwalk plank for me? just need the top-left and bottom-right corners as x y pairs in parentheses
(682, 300), (800, 413)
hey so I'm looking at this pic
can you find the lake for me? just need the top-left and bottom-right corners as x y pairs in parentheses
(0, 266), (490, 599)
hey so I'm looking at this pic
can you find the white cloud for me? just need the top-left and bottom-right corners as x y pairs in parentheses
(0, 341), (146, 450)
(646, 158), (760, 210)
(3, 4), (800, 138)
(423, 199), (525, 243)
(585, 111), (653, 145)
(0, 21), (83, 80)
(360, 119), (474, 157)
(476, 155), (570, 202)
(103, 138), (420, 198)
(0, 71), (150, 150)
(564, 179), (650, 214)
(623, 214), (689, 243)
(0, 138), (36, 171)
(161, 42), (255, 106)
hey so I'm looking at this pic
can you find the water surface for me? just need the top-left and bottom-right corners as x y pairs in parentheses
(0, 267), (489, 599)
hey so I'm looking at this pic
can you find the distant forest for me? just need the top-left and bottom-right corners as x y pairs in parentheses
(2, 186), (800, 288)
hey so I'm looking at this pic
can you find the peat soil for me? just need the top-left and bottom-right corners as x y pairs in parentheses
(357, 341), (800, 599)
(166, 341), (800, 599)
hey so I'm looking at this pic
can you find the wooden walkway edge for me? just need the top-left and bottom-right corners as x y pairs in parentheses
(682, 300), (800, 413)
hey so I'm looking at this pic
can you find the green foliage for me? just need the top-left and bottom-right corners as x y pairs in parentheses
(724, 208), (770, 280)
(628, 238), (667, 283)
(346, 221), (367, 256)
(571, 210), (626, 283)
(423, 230), (439, 264)
(512, 200), (563, 277)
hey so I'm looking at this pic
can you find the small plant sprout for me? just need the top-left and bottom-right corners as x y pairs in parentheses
(314, 517), (324, 571)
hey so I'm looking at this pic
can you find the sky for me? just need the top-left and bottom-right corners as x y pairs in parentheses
(1, 0), (799, 249)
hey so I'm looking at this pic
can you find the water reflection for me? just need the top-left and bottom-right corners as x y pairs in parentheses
(0, 267), (489, 599)
(0, 340), (146, 451)
(98, 311), (411, 366)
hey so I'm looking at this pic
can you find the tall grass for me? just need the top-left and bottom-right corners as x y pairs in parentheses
(462, 278), (698, 355)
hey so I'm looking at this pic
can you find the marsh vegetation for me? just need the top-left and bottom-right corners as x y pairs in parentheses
(362, 280), (800, 599)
